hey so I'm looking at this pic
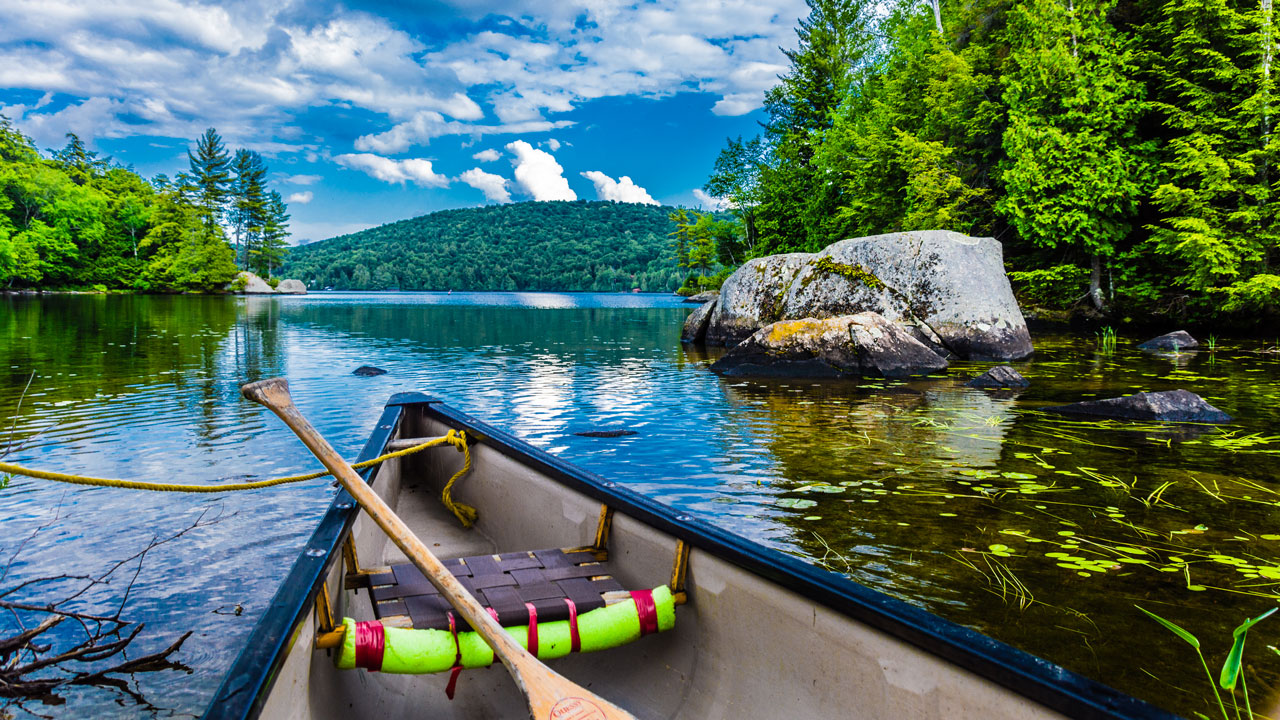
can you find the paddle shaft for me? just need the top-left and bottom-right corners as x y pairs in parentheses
(241, 378), (635, 720)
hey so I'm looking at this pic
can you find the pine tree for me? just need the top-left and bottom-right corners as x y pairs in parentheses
(1146, 0), (1280, 311)
(252, 191), (290, 277)
(188, 128), (231, 230)
(230, 149), (267, 270)
(997, 0), (1149, 309)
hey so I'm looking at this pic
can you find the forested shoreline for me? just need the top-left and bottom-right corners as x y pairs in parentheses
(0, 118), (290, 293)
(700, 0), (1280, 324)
(280, 201), (690, 292)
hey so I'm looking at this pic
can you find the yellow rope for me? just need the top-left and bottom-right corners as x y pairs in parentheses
(0, 431), (472, 500)
(440, 431), (476, 528)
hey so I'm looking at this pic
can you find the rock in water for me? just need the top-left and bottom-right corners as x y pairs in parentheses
(681, 298), (717, 344)
(1137, 330), (1198, 351)
(234, 271), (277, 294)
(705, 254), (813, 346)
(277, 279), (307, 294)
(353, 366), (388, 377)
(710, 311), (949, 378)
(966, 365), (1029, 388)
(1044, 389), (1230, 423)
(782, 230), (1033, 361)
(684, 290), (720, 304)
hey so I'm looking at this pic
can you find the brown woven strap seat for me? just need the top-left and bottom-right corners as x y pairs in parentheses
(358, 548), (625, 632)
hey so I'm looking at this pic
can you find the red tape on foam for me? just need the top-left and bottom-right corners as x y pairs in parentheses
(631, 590), (658, 636)
(524, 602), (539, 656)
(564, 598), (580, 653)
(353, 620), (385, 671)
(445, 613), (462, 700)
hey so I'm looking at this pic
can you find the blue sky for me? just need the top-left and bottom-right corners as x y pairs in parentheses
(0, 0), (809, 244)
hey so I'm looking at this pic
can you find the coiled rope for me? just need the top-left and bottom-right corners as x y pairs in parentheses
(0, 430), (477, 525)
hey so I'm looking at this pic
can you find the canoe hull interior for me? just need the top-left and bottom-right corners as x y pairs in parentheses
(211, 396), (1173, 720)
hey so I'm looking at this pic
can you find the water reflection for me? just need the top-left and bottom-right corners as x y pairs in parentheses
(2, 295), (1279, 719)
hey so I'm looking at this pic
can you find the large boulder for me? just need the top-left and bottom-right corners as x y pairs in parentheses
(1138, 330), (1198, 351)
(681, 298), (717, 344)
(705, 254), (813, 346)
(781, 231), (1032, 361)
(710, 311), (949, 379)
(277, 279), (307, 294)
(1044, 389), (1231, 423)
(234, 271), (277, 294)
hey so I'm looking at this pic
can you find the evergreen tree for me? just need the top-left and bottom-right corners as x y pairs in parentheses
(252, 190), (290, 277)
(230, 149), (267, 269)
(998, 0), (1149, 309)
(188, 128), (231, 229)
(703, 136), (764, 253)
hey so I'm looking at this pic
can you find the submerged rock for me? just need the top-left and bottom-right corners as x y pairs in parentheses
(681, 298), (717, 344)
(684, 290), (719, 304)
(277, 279), (307, 294)
(573, 430), (638, 437)
(353, 366), (388, 377)
(705, 253), (813, 346)
(234, 271), (277, 294)
(1137, 330), (1198, 351)
(966, 365), (1029, 389)
(710, 311), (949, 379)
(1043, 389), (1230, 423)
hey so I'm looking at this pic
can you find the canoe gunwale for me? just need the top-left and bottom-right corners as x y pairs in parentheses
(204, 392), (1180, 720)
(204, 400), (409, 720)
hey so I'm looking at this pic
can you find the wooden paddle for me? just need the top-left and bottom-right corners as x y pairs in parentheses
(241, 377), (636, 720)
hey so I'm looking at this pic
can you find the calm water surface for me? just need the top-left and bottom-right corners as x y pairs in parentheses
(2, 292), (1279, 718)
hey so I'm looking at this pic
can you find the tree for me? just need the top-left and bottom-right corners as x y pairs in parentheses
(252, 190), (290, 277)
(188, 128), (231, 229)
(704, 136), (764, 253)
(997, 0), (1149, 310)
(230, 149), (267, 270)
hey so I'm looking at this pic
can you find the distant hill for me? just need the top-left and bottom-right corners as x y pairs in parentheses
(280, 200), (685, 292)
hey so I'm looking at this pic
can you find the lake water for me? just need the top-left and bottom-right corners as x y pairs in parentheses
(2, 292), (1279, 718)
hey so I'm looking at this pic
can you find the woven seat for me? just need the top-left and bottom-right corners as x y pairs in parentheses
(358, 548), (625, 632)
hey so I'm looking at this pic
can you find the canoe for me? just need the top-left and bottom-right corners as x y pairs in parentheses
(204, 392), (1178, 720)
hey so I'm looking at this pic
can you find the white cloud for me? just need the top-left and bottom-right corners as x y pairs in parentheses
(693, 188), (731, 211)
(334, 153), (449, 187)
(282, 174), (323, 185)
(459, 168), (511, 203)
(546, 138), (561, 151)
(472, 148), (501, 162)
(505, 140), (575, 201)
(581, 171), (657, 205)
(287, 191), (314, 204)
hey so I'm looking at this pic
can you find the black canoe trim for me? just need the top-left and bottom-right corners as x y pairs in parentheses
(204, 402), (409, 720)
(206, 395), (1180, 720)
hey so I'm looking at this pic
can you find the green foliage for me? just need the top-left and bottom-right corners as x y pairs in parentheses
(0, 115), (289, 293)
(1008, 265), (1091, 308)
(281, 201), (684, 292)
(813, 255), (884, 290)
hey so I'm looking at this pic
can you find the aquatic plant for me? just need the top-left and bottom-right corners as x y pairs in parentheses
(1137, 606), (1276, 720)
(1097, 326), (1117, 354)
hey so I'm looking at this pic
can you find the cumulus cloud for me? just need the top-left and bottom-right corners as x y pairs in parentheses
(581, 171), (657, 205)
(472, 148), (501, 162)
(505, 140), (575, 201)
(459, 167), (511, 203)
(287, 191), (314, 204)
(693, 188), (731, 211)
(545, 138), (561, 151)
(334, 153), (449, 187)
